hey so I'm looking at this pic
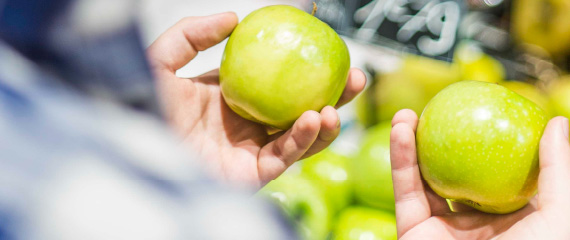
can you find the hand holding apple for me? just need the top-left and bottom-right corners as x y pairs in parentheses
(389, 109), (570, 239)
(146, 11), (365, 187)
(417, 81), (547, 214)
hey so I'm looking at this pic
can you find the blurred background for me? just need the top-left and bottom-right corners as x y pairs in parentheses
(136, 0), (570, 239)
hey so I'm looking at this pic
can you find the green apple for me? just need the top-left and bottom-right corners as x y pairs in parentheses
(301, 149), (352, 212)
(355, 87), (378, 128)
(356, 55), (460, 126)
(402, 55), (462, 98)
(220, 5), (350, 130)
(333, 206), (397, 240)
(511, 0), (570, 56)
(374, 55), (461, 122)
(453, 41), (505, 84)
(417, 81), (548, 214)
(374, 72), (428, 122)
(258, 174), (332, 240)
(352, 121), (395, 211)
(548, 78), (570, 119)
(501, 81), (553, 117)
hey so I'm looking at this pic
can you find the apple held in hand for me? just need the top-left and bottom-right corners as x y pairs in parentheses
(501, 81), (553, 117)
(417, 81), (548, 214)
(220, 5), (350, 130)
(332, 206), (397, 240)
(352, 121), (395, 211)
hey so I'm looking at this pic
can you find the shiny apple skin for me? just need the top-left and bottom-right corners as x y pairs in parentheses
(501, 81), (553, 118)
(220, 5), (350, 129)
(417, 81), (548, 214)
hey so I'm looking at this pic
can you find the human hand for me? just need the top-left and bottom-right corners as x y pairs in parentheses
(390, 109), (570, 239)
(146, 12), (366, 188)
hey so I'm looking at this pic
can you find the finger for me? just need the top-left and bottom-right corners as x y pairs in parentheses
(301, 106), (341, 159)
(146, 12), (238, 73)
(335, 68), (367, 108)
(537, 116), (570, 209)
(258, 111), (322, 185)
(392, 109), (450, 216)
(391, 109), (452, 237)
(392, 109), (419, 131)
(390, 122), (431, 237)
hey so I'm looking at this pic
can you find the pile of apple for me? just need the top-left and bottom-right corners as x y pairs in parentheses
(258, 122), (397, 240)
(356, 41), (570, 128)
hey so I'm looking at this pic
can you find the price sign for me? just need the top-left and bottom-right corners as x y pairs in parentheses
(312, 0), (466, 60)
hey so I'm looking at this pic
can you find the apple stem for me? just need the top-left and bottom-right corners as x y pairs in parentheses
(311, 2), (317, 16)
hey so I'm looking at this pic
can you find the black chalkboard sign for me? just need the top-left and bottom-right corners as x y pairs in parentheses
(308, 0), (467, 61)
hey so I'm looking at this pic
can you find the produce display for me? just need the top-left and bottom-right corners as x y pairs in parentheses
(259, 145), (397, 240)
(218, 1), (570, 239)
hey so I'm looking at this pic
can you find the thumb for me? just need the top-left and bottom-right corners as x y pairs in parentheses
(147, 12), (238, 73)
(537, 116), (570, 209)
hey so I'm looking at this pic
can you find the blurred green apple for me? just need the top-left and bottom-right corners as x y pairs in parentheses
(352, 121), (395, 211)
(301, 149), (352, 212)
(220, 5), (350, 130)
(355, 87), (378, 128)
(374, 72), (428, 122)
(402, 55), (462, 98)
(549, 78), (570, 119)
(373, 55), (461, 123)
(417, 81), (548, 214)
(501, 81), (553, 117)
(333, 206), (397, 240)
(511, 0), (570, 56)
(454, 41), (505, 84)
(258, 174), (332, 239)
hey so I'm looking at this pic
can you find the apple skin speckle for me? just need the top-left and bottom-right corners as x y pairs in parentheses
(416, 81), (548, 214)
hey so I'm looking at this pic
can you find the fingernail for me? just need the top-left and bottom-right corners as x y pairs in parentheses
(562, 117), (569, 140)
